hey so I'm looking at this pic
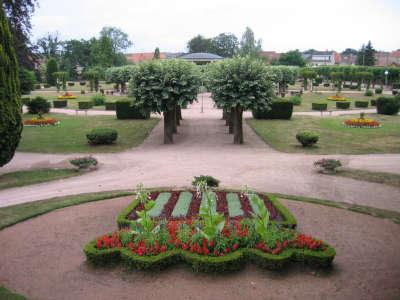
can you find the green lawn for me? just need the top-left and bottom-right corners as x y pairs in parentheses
(332, 169), (400, 188)
(19, 114), (159, 153)
(291, 92), (378, 112)
(0, 169), (80, 190)
(0, 286), (27, 300)
(247, 114), (400, 154)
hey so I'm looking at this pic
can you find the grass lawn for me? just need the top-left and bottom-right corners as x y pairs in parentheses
(247, 114), (400, 154)
(331, 169), (400, 188)
(292, 92), (378, 112)
(0, 169), (80, 190)
(19, 114), (159, 153)
(0, 286), (27, 300)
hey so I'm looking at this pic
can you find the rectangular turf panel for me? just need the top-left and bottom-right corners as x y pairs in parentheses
(148, 192), (171, 217)
(226, 193), (244, 217)
(172, 191), (193, 218)
(200, 191), (217, 214)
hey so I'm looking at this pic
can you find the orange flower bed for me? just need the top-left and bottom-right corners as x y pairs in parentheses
(58, 92), (76, 99)
(327, 96), (350, 101)
(344, 118), (380, 128)
(24, 117), (60, 126)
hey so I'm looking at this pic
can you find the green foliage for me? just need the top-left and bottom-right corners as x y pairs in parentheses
(45, 58), (58, 86)
(105, 65), (136, 92)
(314, 159), (342, 173)
(153, 47), (160, 59)
(364, 89), (373, 96)
(336, 101), (350, 109)
(246, 190), (270, 242)
(192, 175), (220, 187)
(53, 71), (68, 91)
(252, 100), (293, 120)
(78, 101), (93, 109)
(355, 100), (369, 108)
(311, 102), (327, 111)
(53, 100), (67, 108)
(105, 102), (116, 111)
(18, 68), (36, 94)
(238, 27), (262, 58)
(91, 94), (106, 106)
(269, 66), (298, 96)
(187, 34), (213, 53)
(356, 41), (376, 66)
(289, 95), (302, 106)
(275, 50), (306, 67)
(0, 3), (22, 166)
(300, 69), (317, 90)
(210, 33), (238, 58)
(69, 156), (98, 169)
(84, 69), (101, 92)
(296, 131), (319, 147)
(21, 97), (30, 106)
(27, 96), (50, 114)
(376, 97), (400, 115)
(86, 128), (118, 145)
(115, 99), (149, 119)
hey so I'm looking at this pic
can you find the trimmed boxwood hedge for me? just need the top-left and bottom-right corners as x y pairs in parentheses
(355, 100), (368, 108)
(105, 102), (116, 111)
(370, 99), (377, 106)
(252, 100), (293, 120)
(53, 100), (67, 108)
(84, 239), (335, 273)
(116, 99), (150, 120)
(336, 101), (350, 109)
(376, 97), (400, 115)
(78, 101), (93, 109)
(311, 102), (327, 111)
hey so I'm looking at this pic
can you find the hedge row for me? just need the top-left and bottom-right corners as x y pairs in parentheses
(84, 239), (336, 272)
(252, 100), (293, 120)
(116, 100), (150, 120)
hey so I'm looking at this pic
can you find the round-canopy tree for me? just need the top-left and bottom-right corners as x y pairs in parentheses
(130, 59), (200, 144)
(105, 65), (136, 93)
(45, 57), (58, 86)
(269, 66), (298, 97)
(208, 57), (274, 144)
(300, 69), (317, 91)
(0, 3), (22, 166)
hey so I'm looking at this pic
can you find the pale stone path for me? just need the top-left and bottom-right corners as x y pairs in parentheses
(2, 94), (400, 212)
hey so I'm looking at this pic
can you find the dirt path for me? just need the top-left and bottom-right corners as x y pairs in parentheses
(0, 196), (399, 300)
(2, 94), (400, 211)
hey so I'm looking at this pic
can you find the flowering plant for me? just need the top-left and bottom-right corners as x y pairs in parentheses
(327, 96), (350, 101)
(57, 92), (77, 99)
(314, 158), (342, 173)
(24, 117), (60, 126)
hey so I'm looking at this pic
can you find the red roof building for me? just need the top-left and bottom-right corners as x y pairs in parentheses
(125, 52), (166, 63)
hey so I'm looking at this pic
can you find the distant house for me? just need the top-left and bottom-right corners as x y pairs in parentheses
(260, 51), (282, 63)
(303, 51), (336, 65)
(375, 51), (400, 66)
(340, 53), (357, 65)
(179, 52), (223, 65)
(125, 52), (166, 63)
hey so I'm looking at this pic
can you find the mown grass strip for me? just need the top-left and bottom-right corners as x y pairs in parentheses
(172, 191), (193, 218)
(226, 193), (243, 217)
(148, 192), (171, 217)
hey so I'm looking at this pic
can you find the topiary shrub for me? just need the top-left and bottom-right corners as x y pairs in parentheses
(311, 102), (327, 111)
(252, 100), (293, 120)
(86, 128), (118, 145)
(27, 97), (51, 114)
(375, 87), (383, 94)
(35, 84), (41, 89)
(370, 99), (377, 106)
(192, 175), (220, 187)
(355, 100), (368, 108)
(116, 99), (150, 119)
(68, 82), (75, 87)
(91, 94), (105, 106)
(314, 158), (342, 173)
(80, 81), (86, 86)
(364, 89), (373, 96)
(296, 131), (319, 147)
(376, 97), (400, 115)
(105, 102), (116, 111)
(289, 95), (302, 106)
(336, 101), (350, 109)
(53, 100), (67, 108)
(78, 101), (93, 109)
(70, 156), (98, 170)
(81, 89), (85, 94)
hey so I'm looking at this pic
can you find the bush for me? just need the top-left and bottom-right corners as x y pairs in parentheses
(323, 83), (330, 87)
(116, 99), (150, 119)
(19, 68), (36, 94)
(35, 84), (41, 89)
(68, 82), (75, 87)
(370, 99), (377, 106)
(314, 159), (342, 173)
(105, 102), (116, 111)
(393, 90), (399, 96)
(376, 97), (400, 115)
(27, 97), (51, 114)
(21, 97), (31, 106)
(192, 175), (220, 187)
(289, 95), (302, 106)
(375, 87), (383, 94)
(44, 83), (51, 88)
(393, 83), (400, 89)
(336, 101), (350, 109)
(355, 100), (368, 108)
(91, 94), (106, 106)
(364, 89), (373, 96)
(311, 102), (327, 111)
(78, 101), (93, 109)
(350, 85), (358, 90)
(252, 100), (293, 120)
(296, 131), (319, 147)
(81, 89), (85, 94)
(70, 156), (98, 170)
(86, 128), (118, 145)
(80, 81), (86, 86)
(53, 100), (67, 108)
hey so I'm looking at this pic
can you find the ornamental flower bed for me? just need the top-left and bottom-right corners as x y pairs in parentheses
(327, 96), (350, 101)
(57, 92), (77, 99)
(24, 117), (60, 126)
(344, 113), (380, 128)
(84, 185), (335, 273)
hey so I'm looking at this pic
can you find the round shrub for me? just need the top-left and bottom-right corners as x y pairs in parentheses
(27, 97), (51, 114)
(91, 94), (105, 106)
(252, 100), (293, 120)
(336, 101), (350, 109)
(376, 97), (400, 115)
(86, 128), (118, 145)
(53, 100), (67, 108)
(70, 156), (98, 170)
(311, 102), (327, 111)
(80, 81), (86, 86)
(192, 175), (220, 187)
(364, 89), (373, 96)
(43, 83), (51, 88)
(35, 84), (41, 89)
(290, 95), (302, 106)
(314, 159), (342, 173)
(370, 99), (377, 106)
(393, 90), (399, 96)
(78, 101), (93, 109)
(355, 100), (368, 108)
(296, 131), (319, 147)
(375, 87), (383, 94)
(68, 82), (75, 87)
(81, 89), (86, 94)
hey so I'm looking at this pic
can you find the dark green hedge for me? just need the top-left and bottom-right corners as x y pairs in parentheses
(312, 103), (327, 111)
(370, 99), (377, 106)
(355, 100), (368, 108)
(252, 100), (293, 120)
(376, 97), (400, 115)
(53, 100), (67, 108)
(84, 240), (335, 273)
(116, 100), (150, 120)
(78, 101), (93, 109)
(336, 101), (350, 109)
(105, 102), (116, 111)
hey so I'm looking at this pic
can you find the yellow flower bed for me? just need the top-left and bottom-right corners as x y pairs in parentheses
(57, 95), (77, 99)
(327, 96), (350, 101)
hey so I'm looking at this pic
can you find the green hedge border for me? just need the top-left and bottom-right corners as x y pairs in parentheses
(116, 192), (297, 229)
(84, 238), (335, 272)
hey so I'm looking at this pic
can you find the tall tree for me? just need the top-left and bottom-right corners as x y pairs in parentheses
(59, 39), (91, 79)
(36, 32), (61, 59)
(356, 41), (376, 66)
(238, 27), (262, 58)
(153, 47), (160, 59)
(99, 26), (132, 53)
(45, 58), (58, 86)
(275, 50), (305, 67)
(187, 35), (213, 53)
(341, 48), (358, 55)
(211, 33), (238, 57)
(0, 2), (22, 166)
(2, 0), (38, 69)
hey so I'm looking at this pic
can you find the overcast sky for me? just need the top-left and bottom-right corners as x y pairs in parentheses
(31, 0), (400, 53)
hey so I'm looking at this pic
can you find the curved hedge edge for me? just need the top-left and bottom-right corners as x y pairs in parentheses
(117, 198), (139, 229)
(83, 240), (336, 273)
(267, 194), (297, 228)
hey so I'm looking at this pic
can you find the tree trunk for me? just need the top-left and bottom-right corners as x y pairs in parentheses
(163, 110), (174, 144)
(177, 106), (182, 120)
(228, 110), (233, 134)
(172, 106), (177, 133)
(222, 109), (227, 120)
(176, 105), (180, 126)
(232, 106), (243, 144)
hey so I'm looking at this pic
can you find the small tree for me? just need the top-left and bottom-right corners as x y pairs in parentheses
(53, 71), (68, 91)
(85, 69), (100, 92)
(208, 57), (274, 144)
(330, 72), (344, 95)
(105, 65), (135, 93)
(269, 66), (298, 97)
(153, 47), (160, 59)
(300, 69), (317, 91)
(45, 58), (58, 86)
(130, 59), (200, 144)
(19, 68), (36, 94)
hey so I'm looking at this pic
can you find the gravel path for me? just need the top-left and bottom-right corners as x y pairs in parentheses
(0, 196), (399, 300)
(2, 94), (400, 211)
